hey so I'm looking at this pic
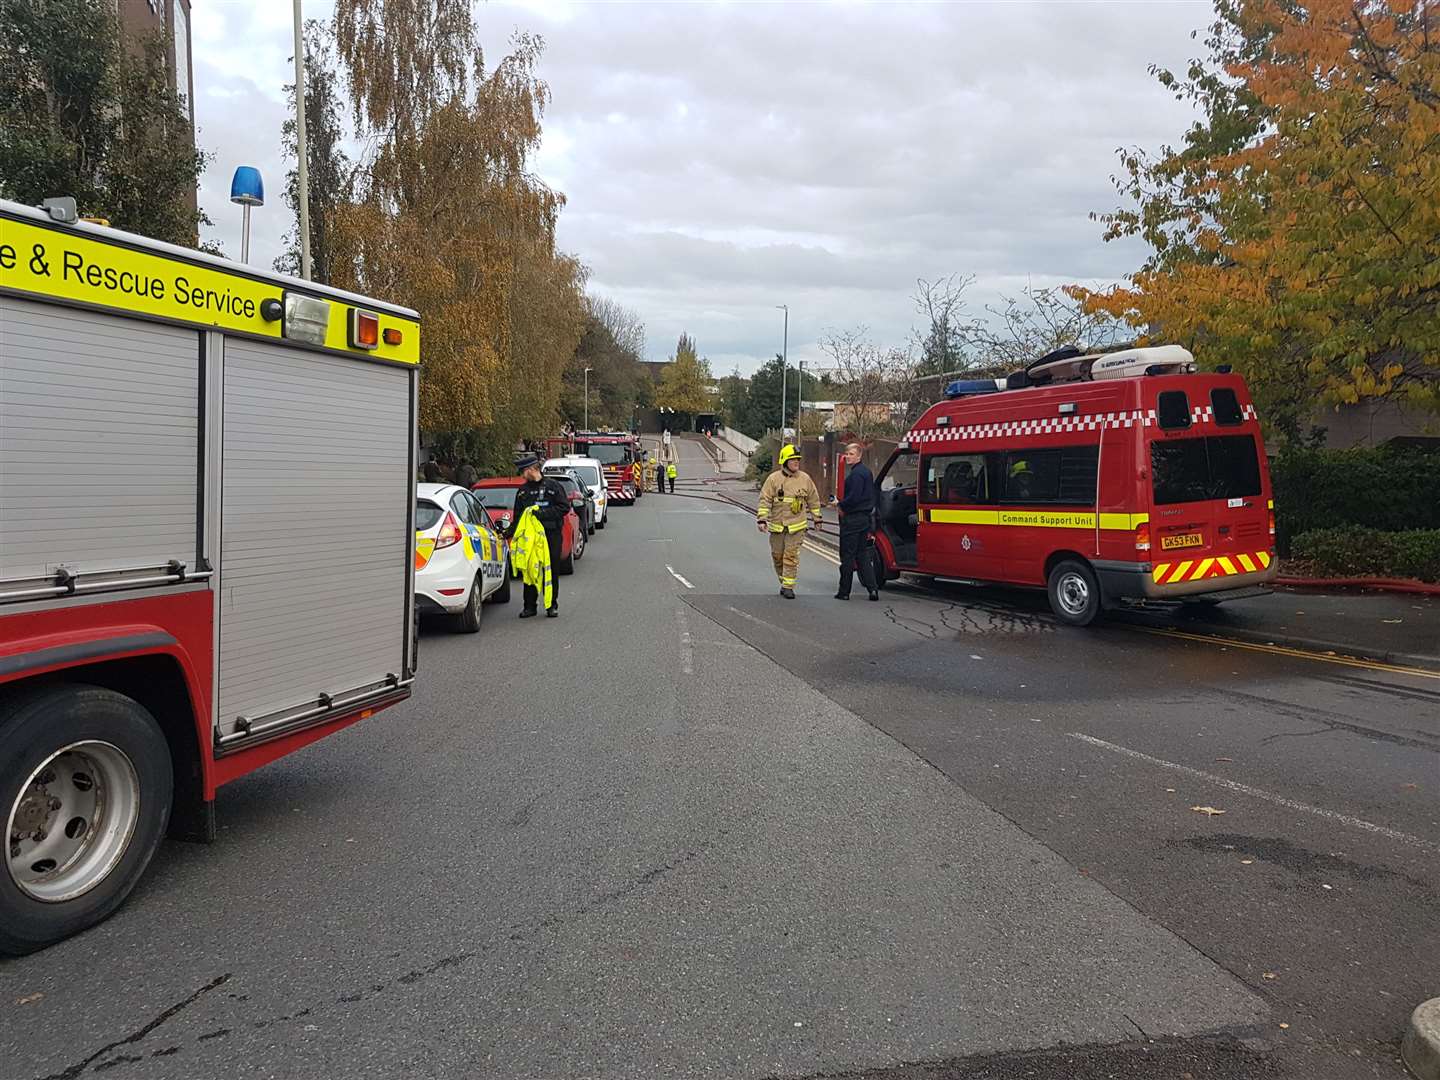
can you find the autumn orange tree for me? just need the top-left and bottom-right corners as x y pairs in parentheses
(329, 2), (585, 471)
(1073, 0), (1439, 441)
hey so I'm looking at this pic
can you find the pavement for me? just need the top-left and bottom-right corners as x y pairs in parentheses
(2, 433), (1433, 1080)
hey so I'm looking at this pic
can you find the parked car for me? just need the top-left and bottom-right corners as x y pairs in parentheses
(415, 483), (510, 632)
(544, 456), (608, 529)
(545, 468), (596, 535)
(471, 477), (585, 574)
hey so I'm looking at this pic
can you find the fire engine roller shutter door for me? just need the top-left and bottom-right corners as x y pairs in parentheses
(217, 338), (409, 736)
(0, 296), (198, 580)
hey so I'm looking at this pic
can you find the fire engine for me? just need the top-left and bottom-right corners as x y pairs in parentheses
(0, 198), (419, 953)
(545, 431), (641, 502)
(869, 345), (1277, 626)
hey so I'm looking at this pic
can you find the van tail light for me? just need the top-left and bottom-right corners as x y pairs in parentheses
(1268, 509), (1276, 538)
(1135, 522), (1151, 553)
(436, 513), (463, 550)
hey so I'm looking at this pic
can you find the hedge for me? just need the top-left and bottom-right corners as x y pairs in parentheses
(1290, 526), (1440, 583)
(1270, 446), (1440, 554)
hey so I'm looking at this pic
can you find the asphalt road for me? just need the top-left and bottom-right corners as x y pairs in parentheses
(3, 435), (1434, 1080)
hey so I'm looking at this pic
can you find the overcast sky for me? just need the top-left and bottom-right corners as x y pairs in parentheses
(194, 1), (1211, 376)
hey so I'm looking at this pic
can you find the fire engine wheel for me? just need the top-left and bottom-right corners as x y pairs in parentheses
(870, 547), (888, 591)
(1047, 560), (1102, 627)
(453, 578), (483, 633)
(0, 685), (172, 956)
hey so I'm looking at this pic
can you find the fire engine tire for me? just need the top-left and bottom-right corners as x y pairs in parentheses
(1047, 560), (1102, 627)
(453, 578), (483, 633)
(0, 684), (173, 956)
(871, 547), (888, 590)
(488, 565), (512, 605)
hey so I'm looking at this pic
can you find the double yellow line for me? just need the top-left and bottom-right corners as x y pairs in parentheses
(1131, 625), (1440, 681)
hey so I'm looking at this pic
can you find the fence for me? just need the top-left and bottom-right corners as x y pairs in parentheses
(716, 425), (759, 458)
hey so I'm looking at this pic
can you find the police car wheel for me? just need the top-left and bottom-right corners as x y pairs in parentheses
(1047, 560), (1101, 627)
(488, 564), (512, 605)
(453, 578), (483, 633)
(0, 685), (173, 956)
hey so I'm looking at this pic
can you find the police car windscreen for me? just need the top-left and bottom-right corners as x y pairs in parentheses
(579, 443), (629, 465)
(473, 486), (519, 510)
(1151, 435), (1262, 505)
(416, 501), (445, 530)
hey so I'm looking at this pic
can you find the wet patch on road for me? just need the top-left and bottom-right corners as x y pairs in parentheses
(1177, 833), (1431, 890)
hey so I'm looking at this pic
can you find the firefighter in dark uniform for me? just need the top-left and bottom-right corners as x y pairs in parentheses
(508, 452), (569, 618)
(834, 442), (879, 601)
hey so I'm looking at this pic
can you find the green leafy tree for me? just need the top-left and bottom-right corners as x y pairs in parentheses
(734, 353), (787, 438)
(560, 296), (648, 429)
(657, 332), (713, 418)
(0, 0), (209, 244)
(276, 20), (351, 282)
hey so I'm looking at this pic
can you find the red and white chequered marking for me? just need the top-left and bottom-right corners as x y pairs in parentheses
(905, 403), (1258, 445)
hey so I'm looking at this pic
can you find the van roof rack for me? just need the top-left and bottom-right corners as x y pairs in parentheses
(944, 345), (1197, 399)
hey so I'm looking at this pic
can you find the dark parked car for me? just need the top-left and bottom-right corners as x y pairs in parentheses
(544, 468), (597, 536)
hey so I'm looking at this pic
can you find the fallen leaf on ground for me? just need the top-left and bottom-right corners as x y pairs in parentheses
(1240, 859), (1254, 865)
(1263, 972), (1278, 981)
(1400, 783), (1419, 791)
(15, 993), (42, 1005)
(1279, 1023), (1290, 1030)
(1191, 805), (1226, 816)
(1382, 619), (1402, 624)
(1215, 757), (1234, 762)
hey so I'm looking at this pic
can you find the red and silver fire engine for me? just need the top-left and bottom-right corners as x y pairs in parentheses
(869, 345), (1277, 625)
(0, 198), (420, 952)
(546, 431), (641, 503)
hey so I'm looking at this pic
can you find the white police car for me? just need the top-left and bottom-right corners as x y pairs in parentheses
(414, 483), (510, 632)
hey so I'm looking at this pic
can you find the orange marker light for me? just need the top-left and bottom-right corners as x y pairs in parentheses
(383, 327), (403, 346)
(349, 309), (381, 349)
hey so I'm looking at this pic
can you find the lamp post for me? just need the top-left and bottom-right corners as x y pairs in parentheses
(229, 166), (264, 264)
(797, 360), (805, 435)
(583, 367), (593, 430)
(776, 304), (788, 436)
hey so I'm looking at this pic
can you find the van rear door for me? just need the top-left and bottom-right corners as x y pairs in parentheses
(1146, 382), (1272, 591)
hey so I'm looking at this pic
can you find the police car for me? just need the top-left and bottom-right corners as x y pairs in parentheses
(414, 483), (511, 632)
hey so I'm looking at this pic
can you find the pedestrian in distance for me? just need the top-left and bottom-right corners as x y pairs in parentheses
(833, 442), (879, 601)
(507, 453), (569, 618)
(454, 458), (476, 489)
(657, 456), (666, 494)
(757, 444), (823, 599)
(422, 458), (443, 483)
(666, 461), (677, 493)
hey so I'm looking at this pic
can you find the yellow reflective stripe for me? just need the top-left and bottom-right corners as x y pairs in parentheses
(1189, 558), (1214, 581)
(1258, 550), (1272, 568)
(927, 509), (1148, 530)
(1168, 561), (1194, 584)
(1216, 556), (1238, 576)
(1237, 553), (1256, 573)
(1152, 563), (1171, 583)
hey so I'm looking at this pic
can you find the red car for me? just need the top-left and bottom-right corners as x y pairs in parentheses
(471, 477), (585, 574)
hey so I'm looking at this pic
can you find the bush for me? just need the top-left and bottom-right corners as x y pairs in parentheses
(746, 434), (779, 485)
(1271, 446), (1440, 554)
(1290, 526), (1440, 582)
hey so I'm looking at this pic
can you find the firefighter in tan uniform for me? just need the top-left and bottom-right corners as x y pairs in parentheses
(756, 444), (823, 598)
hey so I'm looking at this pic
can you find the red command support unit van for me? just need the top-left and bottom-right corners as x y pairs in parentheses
(0, 198), (420, 953)
(873, 346), (1277, 626)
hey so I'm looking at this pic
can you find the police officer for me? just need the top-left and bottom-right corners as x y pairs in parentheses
(508, 452), (569, 618)
(833, 442), (879, 601)
(666, 461), (677, 493)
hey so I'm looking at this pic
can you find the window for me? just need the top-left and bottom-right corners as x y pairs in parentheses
(922, 454), (988, 504)
(1151, 435), (1262, 505)
(577, 443), (630, 465)
(415, 500), (445, 531)
(1211, 387), (1243, 426)
(1000, 446), (1098, 505)
(172, 2), (191, 121)
(880, 451), (919, 491)
(1157, 390), (1191, 430)
(451, 492), (477, 524)
(473, 486), (518, 510)
(572, 465), (602, 488)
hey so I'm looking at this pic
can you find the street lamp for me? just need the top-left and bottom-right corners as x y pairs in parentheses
(583, 367), (593, 430)
(776, 304), (788, 436)
(229, 166), (264, 264)
(292, 0), (312, 279)
(797, 360), (805, 435)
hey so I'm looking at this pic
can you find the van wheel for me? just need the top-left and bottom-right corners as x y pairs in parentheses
(871, 547), (888, 591)
(1047, 560), (1101, 626)
(0, 685), (173, 955)
(453, 578), (483, 633)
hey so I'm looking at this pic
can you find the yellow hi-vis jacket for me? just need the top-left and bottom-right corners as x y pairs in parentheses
(757, 468), (823, 533)
(510, 505), (554, 609)
(667, 463), (677, 479)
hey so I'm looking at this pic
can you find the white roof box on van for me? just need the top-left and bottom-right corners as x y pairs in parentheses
(1087, 345), (1195, 381)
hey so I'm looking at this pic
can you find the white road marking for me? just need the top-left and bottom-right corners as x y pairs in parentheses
(647, 538), (673, 542)
(674, 606), (694, 674)
(666, 565), (695, 589)
(1067, 732), (1440, 855)
(804, 541), (840, 566)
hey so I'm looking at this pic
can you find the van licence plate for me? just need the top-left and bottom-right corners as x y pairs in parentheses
(1161, 532), (1204, 551)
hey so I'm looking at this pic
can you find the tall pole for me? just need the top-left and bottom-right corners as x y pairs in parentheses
(797, 360), (805, 434)
(584, 367), (592, 429)
(777, 304), (788, 436)
(293, 0), (312, 280)
(240, 203), (251, 263)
